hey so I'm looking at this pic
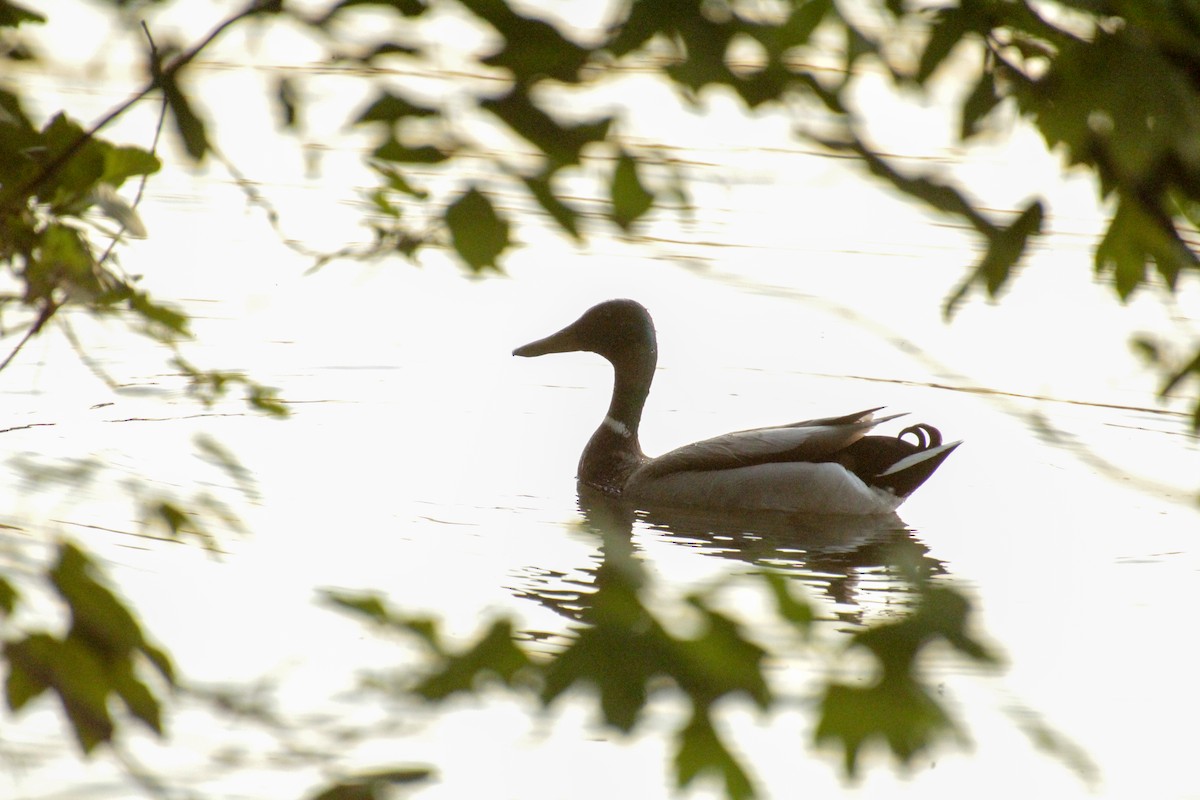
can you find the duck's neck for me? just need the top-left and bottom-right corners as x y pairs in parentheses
(577, 346), (656, 494)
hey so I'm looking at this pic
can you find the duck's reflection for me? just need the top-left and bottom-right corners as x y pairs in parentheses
(512, 486), (944, 633)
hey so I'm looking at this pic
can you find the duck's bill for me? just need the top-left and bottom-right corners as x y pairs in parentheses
(513, 324), (581, 357)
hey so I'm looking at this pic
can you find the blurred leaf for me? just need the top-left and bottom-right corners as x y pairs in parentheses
(0, 1), (43, 26)
(522, 174), (582, 240)
(100, 144), (160, 188)
(961, 67), (1002, 139)
(915, 6), (972, 84)
(4, 633), (53, 711)
(274, 75), (299, 129)
(482, 90), (611, 168)
(127, 290), (191, 337)
(678, 597), (770, 709)
(780, 0), (832, 47)
(152, 59), (209, 161)
(321, 0), (426, 20)
(444, 187), (510, 271)
(762, 572), (815, 635)
(0, 576), (17, 615)
(415, 619), (533, 698)
(1095, 196), (1198, 299)
(372, 136), (449, 164)
(610, 151), (654, 230)
(353, 91), (437, 126)
(944, 200), (1044, 315)
(154, 502), (189, 537)
(816, 678), (958, 778)
(308, 768), (434, 800)
(464, 0), (590, 83)
(675, 709), (756, 800)
(36, 113), (106, 208)
(51, 543), (143, 658)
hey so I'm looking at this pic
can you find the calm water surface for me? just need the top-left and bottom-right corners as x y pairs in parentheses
(4, 9), (1200, 799)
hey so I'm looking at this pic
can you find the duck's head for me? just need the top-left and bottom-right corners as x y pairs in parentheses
(513, 299), (657, 369)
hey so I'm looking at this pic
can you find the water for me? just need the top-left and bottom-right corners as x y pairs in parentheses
(4, 6), (1200, 798)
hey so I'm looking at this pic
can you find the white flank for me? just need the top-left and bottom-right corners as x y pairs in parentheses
(878, 440), (963, 477)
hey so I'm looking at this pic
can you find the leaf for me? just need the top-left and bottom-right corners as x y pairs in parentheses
(482, 90), (611, 168)
(779, 0), (832, 48)
(127, 290), (192, 337)
(154, 66), (210, 162)
(36, 113), (106, 208)
(677, 598), (770, 709)
(674, 709), (756, 800)
(353, 91), (438, 126)
(275, 75), (300, 129)
(101, 145), (161, 188)
(414, 619), (533, 699)
(944, 200), (1044, 316)
(0, 576), (17, 615)
(372, 136), (449, 164)
(308, 768), (434, 800)
(961, 67), (1002, 140)
(916, 6), (971, 84)
(0, 1), (44, 27)
(610, 151), (654, 231)
(50, 543), (144, 659)
(522, 174), (582, 240)
(4, 634), (53, 710)
(762, 572), (815, 634)
(322, 0), (426, 19)
(815, 678), (958, 778)
(444, 187), (510, 271)
(464, 0), (590, 84)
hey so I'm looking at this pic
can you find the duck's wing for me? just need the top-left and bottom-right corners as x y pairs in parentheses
(636, 408), (905, 481)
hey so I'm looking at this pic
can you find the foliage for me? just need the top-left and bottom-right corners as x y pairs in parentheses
(2, 542), (175, 754)
(0, 0), (1175, 795)
(321, 522), (1012, 799)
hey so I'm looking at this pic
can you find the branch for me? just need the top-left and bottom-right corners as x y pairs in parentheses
(0, 0), (275, 214)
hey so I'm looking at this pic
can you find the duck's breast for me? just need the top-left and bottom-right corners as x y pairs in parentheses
(624, 462), (902, 515)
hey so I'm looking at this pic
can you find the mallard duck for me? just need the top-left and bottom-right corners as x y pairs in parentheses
(514, 299), (960, 514)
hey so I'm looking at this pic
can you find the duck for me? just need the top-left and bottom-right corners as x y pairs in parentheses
(513, 299), (960, 515)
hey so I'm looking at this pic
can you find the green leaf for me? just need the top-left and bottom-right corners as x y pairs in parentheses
(961, 67), (1001, 140)
(779, 0), (833, 48)
(36, 113), (106, 208)
(275, 75), (300, 129)
(322, 0), (426, 19)
(308, 768), (434, 800)
(762, 572), (815, 634)
(50, 543), (144, 659)
(816, 678), (958, 778)
(610, 151), (654, 231)
(414, 619), (533, 699)
(0, 576), (17, 615)
(674, 709), (756, 800)
(127, 290), (192, 337)
(444, 187), (510, 271)
(353, 91), (438, 126)
(677, 599), (770, 709)
(464, 0), (590, 84)
(482, 90), (611, 168)
(916, 6), (971, 84)
(0, 1), (45, 27)
(101, 145), (161, 188)
(522, 174), (582, 240)
(155, 67), (210, 162)
(4, 634), (53, 710)
(372, 136), (449, 164)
